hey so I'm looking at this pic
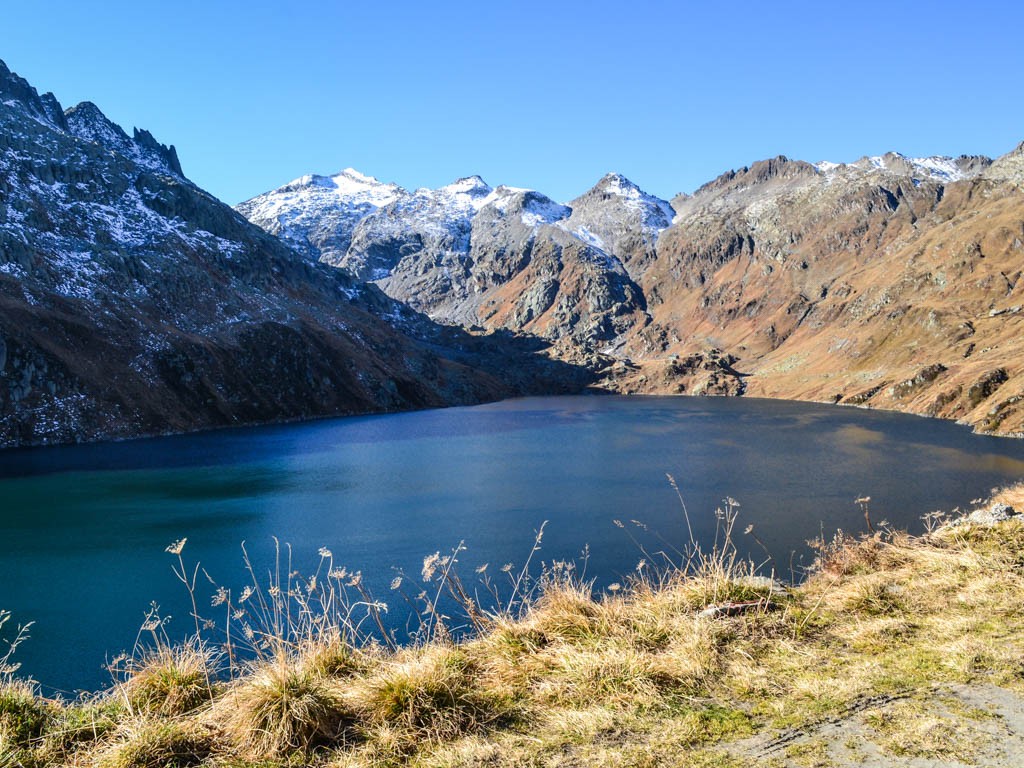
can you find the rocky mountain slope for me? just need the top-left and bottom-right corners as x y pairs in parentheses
(240, 171), (668, 361)
(0, 60), (589, 448)
(242, 146), (1024, 435)
(627, 148), (1024, 433)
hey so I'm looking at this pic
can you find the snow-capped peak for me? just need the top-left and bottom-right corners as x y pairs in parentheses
(443, 175), (492, 196)
(479, 186), (571, 227)
(282, 168), (404, 207)
(581, 172), (675, 227)
(598, 171), (640, 193)
(431, 175), (494, 212)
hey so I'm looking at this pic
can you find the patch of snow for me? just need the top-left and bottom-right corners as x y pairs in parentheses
(596, 172), (675, 228)
(521, 195), (570, 227)
(815, 154), (966, 183)
(908, 156), (965, 182)
(573, 225), (606, 250)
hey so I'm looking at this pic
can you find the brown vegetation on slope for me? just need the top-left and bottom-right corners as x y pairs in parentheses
(613, 152), (1024, 435)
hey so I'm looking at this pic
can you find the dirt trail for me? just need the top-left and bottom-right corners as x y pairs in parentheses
(727, 684), (1024, 767)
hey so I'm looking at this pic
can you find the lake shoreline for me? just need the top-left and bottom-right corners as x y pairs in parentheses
(3, 385), (1023, 459)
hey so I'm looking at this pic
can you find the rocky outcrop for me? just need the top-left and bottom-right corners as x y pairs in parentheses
(563, 172), (675, 277)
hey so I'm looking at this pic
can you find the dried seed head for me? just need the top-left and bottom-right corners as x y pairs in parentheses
(422, 552), (441, 582)
(165, 538), (187, 555)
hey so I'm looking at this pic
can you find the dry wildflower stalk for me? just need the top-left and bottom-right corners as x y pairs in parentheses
(0, 610), (32, 679)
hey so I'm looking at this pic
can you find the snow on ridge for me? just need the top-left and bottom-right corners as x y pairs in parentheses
(521, 195), (571, 227)
(907, 156), (965, 182)
(815, 154), (967, 183)
(239, 168), (407, 244)
(431, 175), (494, 213)
(328, 168), (403, 205)
(572, 225), (606, 250)
(479, 186), (570, 227)
(441, 175), (492, 196)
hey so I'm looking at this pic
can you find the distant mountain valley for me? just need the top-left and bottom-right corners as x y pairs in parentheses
(2, 57), (1023, 447)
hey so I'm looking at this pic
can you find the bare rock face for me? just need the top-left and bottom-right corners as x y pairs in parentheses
(0, 60), (593, 448)
(563, 172), (675, 277)
(984, 141), (1024, 185)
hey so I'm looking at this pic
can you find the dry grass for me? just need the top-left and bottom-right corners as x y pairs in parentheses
(348, 645), (514, 748)
(863, 698), (988, 761)
(4, 485), (1024, 766)
(215, 651), (355, 758)
(94, 718), (214, 768)
(116, 640), (218, 717)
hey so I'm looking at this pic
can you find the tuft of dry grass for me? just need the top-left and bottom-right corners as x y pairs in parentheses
(94, 718), (213, 768)
(116, 640), (218, 717)
(348, 645), (514, 747)
(215, 651), (355, 758)
(0, 679), (52, 750)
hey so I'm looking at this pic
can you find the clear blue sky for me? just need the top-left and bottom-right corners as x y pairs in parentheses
(2, 1), (1022, 205)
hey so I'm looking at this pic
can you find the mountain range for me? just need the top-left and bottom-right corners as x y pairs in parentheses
(2, 57), (1022, 447)
(238, 145), (1024, 436)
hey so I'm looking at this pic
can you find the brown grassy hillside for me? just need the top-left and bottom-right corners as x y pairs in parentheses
(614, 150), (1024, 435)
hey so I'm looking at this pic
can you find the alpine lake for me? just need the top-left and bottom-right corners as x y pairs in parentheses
(4, 394), (1024, 693)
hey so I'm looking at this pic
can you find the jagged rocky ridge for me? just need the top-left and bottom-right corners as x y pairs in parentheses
(242, 146), (1024, 434)
(240, 171), (672, 361)
(0, 60), (589, 448)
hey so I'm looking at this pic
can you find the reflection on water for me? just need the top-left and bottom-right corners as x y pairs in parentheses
(3, 395), (1024, 693)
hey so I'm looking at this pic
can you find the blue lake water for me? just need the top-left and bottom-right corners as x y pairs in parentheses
(3, 395), (1024, 693)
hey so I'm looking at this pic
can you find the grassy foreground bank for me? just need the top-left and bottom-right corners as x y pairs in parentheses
(4, 488), (1024, 767)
